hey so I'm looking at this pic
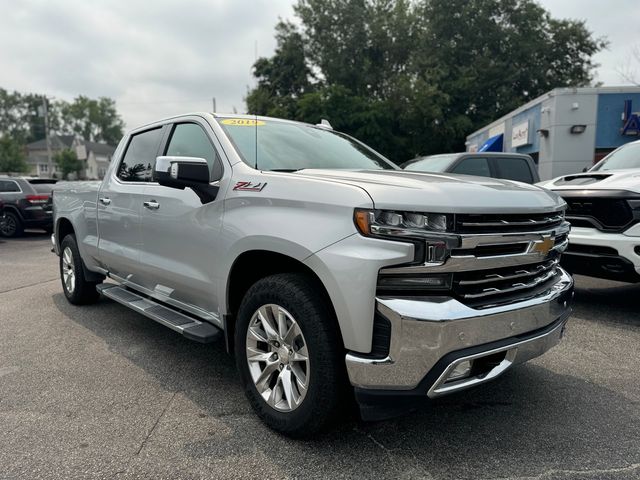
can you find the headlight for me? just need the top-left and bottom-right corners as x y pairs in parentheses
(354, 209), (452, 238)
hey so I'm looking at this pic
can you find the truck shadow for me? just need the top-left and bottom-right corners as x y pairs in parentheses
(53, 293), (640, 479)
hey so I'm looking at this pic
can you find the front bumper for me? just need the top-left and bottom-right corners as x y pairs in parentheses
(561, 227), (640, 282)
(345, 268), (573, 396)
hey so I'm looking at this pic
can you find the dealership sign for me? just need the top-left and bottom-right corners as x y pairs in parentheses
(622, 100), (640, 136)
(511, 120), (530, 147)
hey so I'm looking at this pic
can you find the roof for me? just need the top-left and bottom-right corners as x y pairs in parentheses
(26, 135), (76, 150)
(467, 85), (640, 139)
(83, 140), (116, 156)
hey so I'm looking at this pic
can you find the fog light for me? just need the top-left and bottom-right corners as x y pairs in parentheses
(447, 360), (472, 381)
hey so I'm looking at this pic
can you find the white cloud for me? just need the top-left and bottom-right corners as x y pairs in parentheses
(0, 0), (636, 133)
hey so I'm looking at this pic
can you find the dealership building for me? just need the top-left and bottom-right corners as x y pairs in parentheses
(465, 86), (640, 180)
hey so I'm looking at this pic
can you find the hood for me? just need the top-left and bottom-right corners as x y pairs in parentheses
(295, 169), (564, 214)
(539, 169), (640, 194)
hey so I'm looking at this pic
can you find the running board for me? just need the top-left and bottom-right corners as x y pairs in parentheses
(97, 284), (222, 344)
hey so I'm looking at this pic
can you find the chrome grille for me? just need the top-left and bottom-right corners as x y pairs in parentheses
(455, 212), (564, 233)
(453, 260), (560, 307)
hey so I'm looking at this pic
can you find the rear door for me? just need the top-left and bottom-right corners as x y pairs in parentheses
(137, 119), (226, 319)
(97, 126), (164, 283)
(492, 157), (537, 184)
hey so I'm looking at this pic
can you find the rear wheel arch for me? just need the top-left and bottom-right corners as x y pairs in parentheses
(225, 250), (342, 354)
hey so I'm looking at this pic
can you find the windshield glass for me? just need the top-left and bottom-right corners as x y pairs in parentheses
(218, 118), (396, 171)
(591, 142), (640, 171)
(403, 154), (458, 172)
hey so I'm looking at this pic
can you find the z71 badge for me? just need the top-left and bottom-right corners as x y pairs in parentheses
(233, 181), (267, 192)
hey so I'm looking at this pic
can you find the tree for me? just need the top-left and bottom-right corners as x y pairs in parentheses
(246, 0), (606, 160)
(54, 148), (83, 180)
(59, 96), (125, 145)
(0, 137), (28, 173)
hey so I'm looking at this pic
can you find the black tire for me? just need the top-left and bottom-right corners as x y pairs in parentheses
(0, 211), (23, 238)
(59, 234), (101, 305)
(235, 273), (347, 437)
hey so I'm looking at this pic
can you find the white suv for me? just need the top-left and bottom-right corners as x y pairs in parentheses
(539, 140), (640, 282)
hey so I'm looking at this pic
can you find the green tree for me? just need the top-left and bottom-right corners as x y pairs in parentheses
(246, 0), (606, 160)
(59, 96), (125, 145)
(0, 137), (28, 173)
(54, 148), (83, 180)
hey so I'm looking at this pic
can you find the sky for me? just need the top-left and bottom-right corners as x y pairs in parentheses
(0, 0), (637, 132)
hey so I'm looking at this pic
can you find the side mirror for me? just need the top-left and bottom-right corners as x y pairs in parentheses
(154, 156), (209, 186)
(582, 167), (588, 172)
(153, 156), (219, 203)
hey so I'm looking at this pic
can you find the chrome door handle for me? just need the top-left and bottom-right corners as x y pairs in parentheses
(143, 200), (160, 210)
(99, 197), (111, 205)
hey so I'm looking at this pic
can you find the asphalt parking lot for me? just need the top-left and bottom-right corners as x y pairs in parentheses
(1, 233), (639, 480)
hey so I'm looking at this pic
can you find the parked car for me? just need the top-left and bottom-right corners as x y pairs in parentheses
(0, 198), (5, 232)
(403, 152), (540, 184)
(52, 113), (573, 436)
(0, 176), (57, 237)
(538, 139), (640, 282)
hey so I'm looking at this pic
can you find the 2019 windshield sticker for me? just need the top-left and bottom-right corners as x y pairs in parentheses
(233, 181), (267, 192)
(221, 119), (265, 127)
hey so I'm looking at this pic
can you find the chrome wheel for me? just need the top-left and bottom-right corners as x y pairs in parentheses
(246, 304), (310, 412)
(62, 246), (76, 294)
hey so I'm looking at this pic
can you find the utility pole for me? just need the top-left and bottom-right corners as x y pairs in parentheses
(212, 97), (216, 113)
(42, 96), (53, 178)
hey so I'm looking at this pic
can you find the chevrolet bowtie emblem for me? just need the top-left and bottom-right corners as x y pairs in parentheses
(531, 235), (555, 256)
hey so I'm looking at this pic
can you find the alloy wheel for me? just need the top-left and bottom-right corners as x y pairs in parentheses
(245, 304), (310, 412)
(62, 246), (76, 294)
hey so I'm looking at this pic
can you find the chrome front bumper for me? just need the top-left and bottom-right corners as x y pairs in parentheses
(346, 268), (573, 396)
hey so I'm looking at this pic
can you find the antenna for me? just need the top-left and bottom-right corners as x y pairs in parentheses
(254, 114), (258, 170)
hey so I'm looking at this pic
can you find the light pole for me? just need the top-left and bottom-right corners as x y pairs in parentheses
(40, 95), (53, 178)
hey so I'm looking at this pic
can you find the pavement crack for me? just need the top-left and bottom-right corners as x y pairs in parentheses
(494, 462), (640, 480)
(135, 391), (177, 456)
(0, 277), (57, 294)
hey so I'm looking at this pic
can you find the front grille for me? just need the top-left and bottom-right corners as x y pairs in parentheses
(565, 244), (618, 256)
(453, 260), (560, 308)
(455, 212), (564, 233)
(559, 193), (639, 232)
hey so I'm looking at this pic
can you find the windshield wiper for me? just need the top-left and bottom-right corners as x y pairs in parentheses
(266, 168), (301, 172)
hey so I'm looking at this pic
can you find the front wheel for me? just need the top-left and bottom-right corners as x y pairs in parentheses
(235, 273), (347, 437)
(59, 234), (101, 305)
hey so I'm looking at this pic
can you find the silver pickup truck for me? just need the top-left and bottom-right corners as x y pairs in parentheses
(52, 113), (573, 436)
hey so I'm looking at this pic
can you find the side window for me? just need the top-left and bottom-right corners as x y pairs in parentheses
(0, 180), (20, 192)
(165, 123), (221, 180)
(498, 158), (534, 183)
(451, 157), (491, 177)
(117, 128), (163, 182)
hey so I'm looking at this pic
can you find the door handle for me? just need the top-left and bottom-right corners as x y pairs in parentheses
(143, 200), (160, 210)
(99, 197), (111, 205)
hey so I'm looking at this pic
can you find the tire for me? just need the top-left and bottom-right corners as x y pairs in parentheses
(59, 234), (101, 305)
(235, 273), (347, 437)
(0, 211), (23, 238)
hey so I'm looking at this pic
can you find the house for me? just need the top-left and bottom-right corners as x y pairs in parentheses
(25, 135), (116, 179)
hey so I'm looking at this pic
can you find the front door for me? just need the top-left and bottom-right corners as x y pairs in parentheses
(137, 120), (226, 322)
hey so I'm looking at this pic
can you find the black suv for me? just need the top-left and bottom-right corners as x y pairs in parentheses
(0, 177), (57, 237)
(402, 152), (540, 184)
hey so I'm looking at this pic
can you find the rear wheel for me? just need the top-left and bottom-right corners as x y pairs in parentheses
(235, 273), (346, 437)
(60, 234), (101, 305)
(0, 211), (23, 237)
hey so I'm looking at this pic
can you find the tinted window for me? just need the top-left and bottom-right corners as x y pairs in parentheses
(218, 118), (396, 171)
(403, 155), (458, 172)
(31, 183), (55, 194)
(0, 180), (20, 192)
(451, 157), (491, 177)
(117, 128), (163, 182)
(498, 158), (533, 183)
(165, 123), (220, 180)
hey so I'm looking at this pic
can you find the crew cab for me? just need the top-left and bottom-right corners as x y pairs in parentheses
(539, 140), (640, 282)
(52, 113), (573, 436)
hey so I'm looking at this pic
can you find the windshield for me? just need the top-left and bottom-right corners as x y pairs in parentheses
(403, 154), (458, 172)
(218, 118), (397, 171)
(591, 142), (640, 171)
